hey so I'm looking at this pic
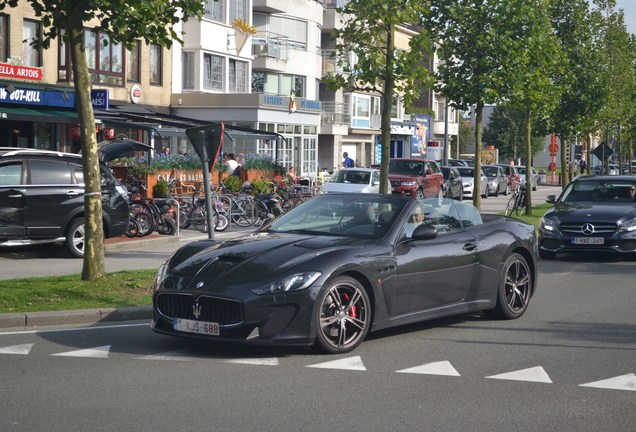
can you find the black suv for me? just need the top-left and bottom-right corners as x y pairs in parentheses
(0, 148), (130, 257)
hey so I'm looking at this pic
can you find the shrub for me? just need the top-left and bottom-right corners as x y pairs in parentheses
(250, 178), (273, 195)
(221, 175), (242, 193)
(152, 179), (170, 198)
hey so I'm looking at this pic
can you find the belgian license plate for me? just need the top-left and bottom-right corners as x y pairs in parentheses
(173, 318), (220, 336)
(572, 237), (604, 245)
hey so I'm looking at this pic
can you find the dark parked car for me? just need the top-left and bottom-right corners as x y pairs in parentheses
(388, 158), (444, 200)
(152, 193), (538, 353)
(0, 147), (130, 257)
(440, 165), (463, 200)
(482, 165), (509, 196)
(538, 175), (636, 259)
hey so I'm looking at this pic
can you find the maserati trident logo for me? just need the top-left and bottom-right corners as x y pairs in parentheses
(581, 223), (595, 236)
(193, 301), (202, 319)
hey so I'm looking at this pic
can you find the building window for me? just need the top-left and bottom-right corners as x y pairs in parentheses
(0, 15), (8, 66)
(203, 53), (223, 90)
(229, 59), (247, 92)
(302, 137), (317, 175)
(149, 44), (162, 84)
(182, 52), (194, 89)
(23, 20), (41, 67)
(85, 30), (124, 85)
(204, 0), (224, 22)
(252, 72), (305, 97)
(127, 42), (140, 82)
(229, 0), (248, 22)
(351, 94), (371, 128)
(255, 14), (307, 50)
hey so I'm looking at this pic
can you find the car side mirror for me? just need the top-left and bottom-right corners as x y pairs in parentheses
(373, 180), (380, 185)
(411, 224), (438, 240)
(546, 194), (557, 203)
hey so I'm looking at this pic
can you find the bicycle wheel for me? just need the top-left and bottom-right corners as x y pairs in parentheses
(130, 200), (156, 235)
(231, 198), (258, 227)
(214, 213), (229, 232)
(189, 205), (208, 233)
(252, 199), (271, 227)
(282, 195), (305, 212)
(504, 194), (516, 217)
(125, 218), (140, 238)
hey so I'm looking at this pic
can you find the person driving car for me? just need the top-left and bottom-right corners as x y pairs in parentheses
(404, 206), (425, 238)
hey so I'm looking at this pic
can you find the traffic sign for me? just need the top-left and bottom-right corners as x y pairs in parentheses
(592, 143), (613, 161)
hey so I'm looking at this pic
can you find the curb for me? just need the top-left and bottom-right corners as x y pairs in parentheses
(0, 306), (153, 330)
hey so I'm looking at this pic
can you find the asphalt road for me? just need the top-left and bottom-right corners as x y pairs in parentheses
(1, 255), (634, 431)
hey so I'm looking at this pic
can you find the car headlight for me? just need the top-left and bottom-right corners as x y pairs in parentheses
(619, 218), (636, 232)
(540, 217), (559, 232)
(397, 181), (416, 186)
(252, 272), (321, 295)
(154, 262), (169, 290)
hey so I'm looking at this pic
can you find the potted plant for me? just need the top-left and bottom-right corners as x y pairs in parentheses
(152, 179), (170, 198)
(221, 175), (243, 193)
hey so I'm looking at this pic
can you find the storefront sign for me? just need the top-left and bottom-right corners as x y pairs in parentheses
(0, 86), (74, 108)
(0, 63), (43, 81)
(260, 95), (322, 112)
(91, 89), (109, 109)
(130, 84), (141, 104)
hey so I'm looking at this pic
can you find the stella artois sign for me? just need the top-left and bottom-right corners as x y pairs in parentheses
(0, 63), (43, 81)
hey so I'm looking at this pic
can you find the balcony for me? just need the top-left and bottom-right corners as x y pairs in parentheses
(321, 101), (351, 135)
(253, 0), (287, 13)
(252, 32), (289, 73)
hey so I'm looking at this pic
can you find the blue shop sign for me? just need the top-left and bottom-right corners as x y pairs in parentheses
(91, 89), (109, 109)
(0, 86), (75, 108)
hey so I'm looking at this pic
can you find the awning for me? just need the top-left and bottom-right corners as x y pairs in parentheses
(0, 106), (78, 123)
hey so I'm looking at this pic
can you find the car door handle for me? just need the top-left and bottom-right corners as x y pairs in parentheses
(8, 193), (24, 198)
(463, 242), (477, 251)
(67, 191), (81, 196)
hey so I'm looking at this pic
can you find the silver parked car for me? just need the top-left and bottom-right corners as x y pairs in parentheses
(482, 165), (509, 196)
(322, 168), (391, 194)
(517, 166), (539, 191)
(456, 166), (488, 199)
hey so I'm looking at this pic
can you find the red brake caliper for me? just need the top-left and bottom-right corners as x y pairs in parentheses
(341, 292), (357, 318)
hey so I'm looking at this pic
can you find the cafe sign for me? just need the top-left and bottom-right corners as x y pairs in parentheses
(0, 63), (43, 81)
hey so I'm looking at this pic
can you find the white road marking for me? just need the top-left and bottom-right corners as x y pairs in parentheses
(223, 357), (280, 366)
(396, 361), (461, 376)
(579, 373), (636, 391)
(136, 349), (191, 361)
(0, 343), (35, 355)
(486, 366), (553, 383)
(306, 355), (367, 371)
(51, 345), (111, 358)
(0, 323), (147, 336)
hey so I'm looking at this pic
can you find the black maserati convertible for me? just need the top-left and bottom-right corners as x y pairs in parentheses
(151, 193), (538, 353)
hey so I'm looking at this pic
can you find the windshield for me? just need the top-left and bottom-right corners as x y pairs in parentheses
(329, 170), (371, 185)
(389, 160), (424, 175)
(267, 194), (408, 238)
(482, 166), (499, 177)
(560, 180), (636, 203)
(457, 167), (475, 177)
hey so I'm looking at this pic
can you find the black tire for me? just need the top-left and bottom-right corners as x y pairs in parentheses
(486, 253), (532, 319)
(314, 276), (371, 354)
(158, 217), (177, 235)
(189, 206), (208, 233)
(415, 189), (425, 201)
(231, 199), (258, 227)
(65, 218), (85, 258)
(504, 195), (516, 216)
(214, 213), (229, 232)
(125, 219), (140, 238)
(133, 210), (155, 237)
(504, 184), (510, 196)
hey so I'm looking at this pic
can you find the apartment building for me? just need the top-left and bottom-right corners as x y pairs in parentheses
(0, 1), (173, 152)
(171, 0), (324, 176)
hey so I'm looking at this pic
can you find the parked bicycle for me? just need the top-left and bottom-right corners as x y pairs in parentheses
(505, 184), (527, 217)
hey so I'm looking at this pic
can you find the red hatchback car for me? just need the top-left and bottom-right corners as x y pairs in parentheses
(388, 158), (444, 199)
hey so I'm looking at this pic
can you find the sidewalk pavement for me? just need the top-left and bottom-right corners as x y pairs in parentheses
(0, 226), (251, 331)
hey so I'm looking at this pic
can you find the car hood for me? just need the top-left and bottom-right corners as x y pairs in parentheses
(323, 183), (373, 193)
(545, 202), (636, 222)
(389, 173), (418, 181)
(165, 233), (364, 289)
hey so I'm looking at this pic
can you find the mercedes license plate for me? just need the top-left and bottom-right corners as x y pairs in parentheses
(572, 237), (604, 245)
(173, 318), (220, 336)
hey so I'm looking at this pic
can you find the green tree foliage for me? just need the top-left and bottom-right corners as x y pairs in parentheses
(483, 104), (545, 162)
(502, 0), (565, 215)
(322, 0), (433, 194)
(0, 0), (205, 280)
(549, 0), (607, 185)
(426, 0), (523, 209)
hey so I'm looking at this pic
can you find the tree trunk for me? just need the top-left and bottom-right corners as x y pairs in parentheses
(524, 109), (532, 216)
(67, 4), (106, 280)
(559, 134), (568, 188)
(473, 101), (484, 210)
(379, 23), (395, 196)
